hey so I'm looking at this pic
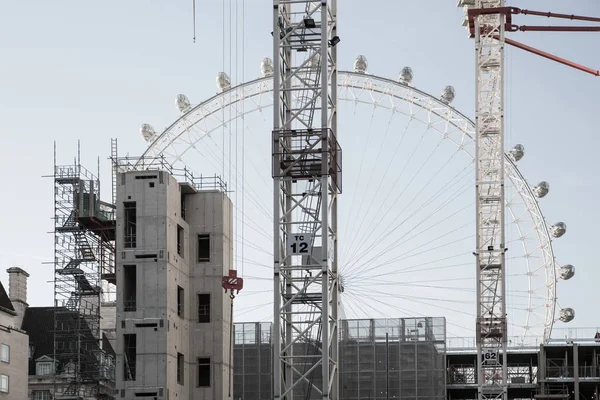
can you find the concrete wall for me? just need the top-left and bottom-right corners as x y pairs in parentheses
(187, 191), (233, 400)
(0, 295), (29, 399)
(115, 170), (232, 400)
(101, 302), (117, 350)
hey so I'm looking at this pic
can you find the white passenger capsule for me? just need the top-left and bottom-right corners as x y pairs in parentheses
(509, 144), (525, 162)
(140, 124), (156, 143)
(261, 57), (274, 77)
(551, 222), (567, 238)
(558, 265), (575, 280)
(399, 67), (413, 85)
(216, 72), (231, 92)
(440, 86), (455, 104)
(354, 55), (368, 74)
(176, 94), (191, 114)
(533, 181), (550, 198)
(559, 308), (575, 323)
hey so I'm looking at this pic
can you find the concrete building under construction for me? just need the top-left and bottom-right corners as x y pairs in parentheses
(113, 156), (235, 400)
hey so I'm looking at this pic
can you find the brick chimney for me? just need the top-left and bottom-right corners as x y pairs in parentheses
(6, 267), (29, 328)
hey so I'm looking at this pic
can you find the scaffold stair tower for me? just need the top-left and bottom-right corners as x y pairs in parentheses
(52, 144), (116, 399)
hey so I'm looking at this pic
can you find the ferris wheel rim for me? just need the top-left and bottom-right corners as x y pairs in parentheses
(138, 71), (558, 341)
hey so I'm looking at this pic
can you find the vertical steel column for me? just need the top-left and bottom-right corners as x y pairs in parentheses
(473, 1), (508, 400)
(272, 0), (340, 398)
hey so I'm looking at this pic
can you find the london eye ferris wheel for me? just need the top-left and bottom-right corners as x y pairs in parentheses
(135, 56), (575, 345)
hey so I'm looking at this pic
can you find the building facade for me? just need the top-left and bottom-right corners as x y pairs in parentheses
(447, 337), (600, 400)
(114, 167), (233, 400)
(0, 268), (29, 399)
(233, 318), (448, 400)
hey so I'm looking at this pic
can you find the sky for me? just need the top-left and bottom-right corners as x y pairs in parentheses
(0, 1), (599, 341)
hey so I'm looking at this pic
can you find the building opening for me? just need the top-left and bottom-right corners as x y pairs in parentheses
(123, 265), (136, 312)
(124, 202), (137, 248)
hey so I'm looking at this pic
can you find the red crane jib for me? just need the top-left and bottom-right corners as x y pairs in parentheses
(222, 269), (244, 294)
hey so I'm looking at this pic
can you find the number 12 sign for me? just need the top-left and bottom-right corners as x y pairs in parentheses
(287, 233), (313, 254)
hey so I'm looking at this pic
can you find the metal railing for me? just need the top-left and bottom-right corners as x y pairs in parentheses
(113, 154), (227, 192)
(447, 335), (542, 351)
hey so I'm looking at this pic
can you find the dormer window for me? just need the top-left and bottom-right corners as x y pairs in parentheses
(35, 356), (56, 376)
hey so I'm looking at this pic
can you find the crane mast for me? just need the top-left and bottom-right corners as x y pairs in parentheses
(272, 0), (341, 399)
(471, 1), (508, 399)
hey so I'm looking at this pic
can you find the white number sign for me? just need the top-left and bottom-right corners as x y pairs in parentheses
(483, 348), (499, 365)
(287, 233), (312, 255)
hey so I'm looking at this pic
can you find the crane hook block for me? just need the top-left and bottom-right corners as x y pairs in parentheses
(222, 269), (244, 295)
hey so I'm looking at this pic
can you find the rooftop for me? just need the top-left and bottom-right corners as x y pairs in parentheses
(0, 281), (15, 315)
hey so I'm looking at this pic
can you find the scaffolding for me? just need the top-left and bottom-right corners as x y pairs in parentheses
(52, 143), (116, 399)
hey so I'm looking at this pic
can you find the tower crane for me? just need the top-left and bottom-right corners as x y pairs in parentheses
(272, 0), (341, 399)
(458, 1), (599, 400)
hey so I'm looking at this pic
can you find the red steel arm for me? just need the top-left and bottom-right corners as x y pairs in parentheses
(499, 36), (600, 77)
(508, 25), (600, 32)
(516, 9), (600, 23)
(468, 7), (600, 77)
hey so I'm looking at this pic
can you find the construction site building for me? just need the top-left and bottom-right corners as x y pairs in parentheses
(233, 317), (447, 400)
(447, 332), (600, 400)
(113, 157), (233, 400)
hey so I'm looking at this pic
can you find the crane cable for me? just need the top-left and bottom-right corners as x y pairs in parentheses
(192, 0), (196, 43)
(228, 292), (235, 398)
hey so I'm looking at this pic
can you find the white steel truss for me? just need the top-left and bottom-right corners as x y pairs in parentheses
(272, 0), (340, 399)
(472, 1), (508, 400)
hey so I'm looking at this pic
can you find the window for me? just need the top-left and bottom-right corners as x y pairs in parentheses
(124, 202), (137, 248)
(0, 344), (8, 363)
(124, 334), (137, 381)
(181, 193), (187, 221)
(0, 374), (7, 393)
(177, 286), (184, 317)
(177, 353), (184, 385)
(36, 362), (54, 376)
(197, 234), (210, 262)
(33, 391), (52, 400)
(197, 358), (210, 387)
(177, 225), (184, 256)
(198, 294), (210, 323)
(123, 265), (137, 312)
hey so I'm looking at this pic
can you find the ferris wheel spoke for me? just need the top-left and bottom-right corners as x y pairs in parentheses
(342, 109), (398, 253)
(351, 198), (473, 277)
(352, 224), (472, 281)
(350, 276), (474, 286)
(339, 106), (411, 243)
(344, 124), (433, 262)
(347, 195), (474, 279)
(350, 287), (475, 318)
(344, 159), (474, 273)
(345, 257), (471, 282)
(344, 106), (376, 202)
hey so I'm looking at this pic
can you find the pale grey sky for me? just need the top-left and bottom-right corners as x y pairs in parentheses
(0, 1), (598, 340)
